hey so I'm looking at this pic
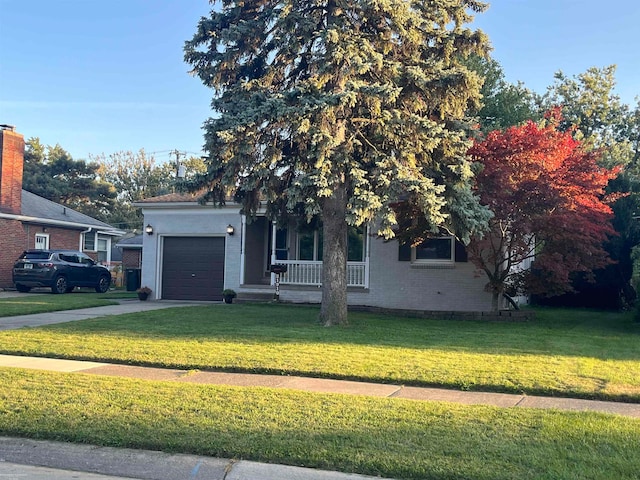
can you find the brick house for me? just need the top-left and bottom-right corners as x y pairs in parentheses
(117, 234), (143, 270)
(0, 125), (123, 289)
(134, 192), (495, 311)
(115, 234), (143, 290)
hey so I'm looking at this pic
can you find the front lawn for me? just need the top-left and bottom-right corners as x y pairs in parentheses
(0, 291), (120, 317)
(0, 304), (638, 402)
(1, 368), (638, 480)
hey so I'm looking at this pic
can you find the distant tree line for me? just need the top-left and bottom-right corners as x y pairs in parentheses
(22, 142), (205, 233)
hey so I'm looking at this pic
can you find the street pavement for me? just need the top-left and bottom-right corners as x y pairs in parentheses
(0, 292), (639, 479)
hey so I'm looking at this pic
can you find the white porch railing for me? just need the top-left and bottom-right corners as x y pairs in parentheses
(274, 260), (367, 287)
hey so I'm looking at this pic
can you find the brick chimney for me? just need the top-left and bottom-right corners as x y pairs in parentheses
(0, 125), (25, 215)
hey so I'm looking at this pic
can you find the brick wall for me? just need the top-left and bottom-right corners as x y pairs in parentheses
(44, 227), (83, 251)
(122, 249), (141, 268)
(0, 223), (85, 289)
(0, 128), (25, 215)
(0, 218), (29, 288)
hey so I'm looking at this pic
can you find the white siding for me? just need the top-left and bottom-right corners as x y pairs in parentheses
(276, 236), (493, 311)
(140, 206), (243, 300)
(141, 206), (493, 311)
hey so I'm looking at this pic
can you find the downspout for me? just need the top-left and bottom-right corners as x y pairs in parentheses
(79, 227), (92, 251)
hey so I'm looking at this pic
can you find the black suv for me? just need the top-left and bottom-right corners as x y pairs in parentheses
(13, 249), (112, 294)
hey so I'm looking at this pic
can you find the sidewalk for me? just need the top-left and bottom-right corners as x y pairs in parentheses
(0, 297), (201, 330)
(1, 353), (639, 418)
(1, 297), (639, 479)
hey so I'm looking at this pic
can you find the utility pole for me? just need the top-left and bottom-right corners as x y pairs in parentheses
(170, 149), (186, 178)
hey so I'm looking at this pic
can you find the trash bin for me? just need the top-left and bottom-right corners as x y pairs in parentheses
(126, 268), (141, 291)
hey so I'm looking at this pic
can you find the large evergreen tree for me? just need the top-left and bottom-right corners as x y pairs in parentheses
(184, 0), (492, 325)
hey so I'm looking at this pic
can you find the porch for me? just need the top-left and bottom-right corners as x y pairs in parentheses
(270, 260), (368, 288)
(239, 216), (370, 289)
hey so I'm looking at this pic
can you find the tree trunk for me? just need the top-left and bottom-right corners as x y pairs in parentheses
(491, 290), (500, 312)
(319, 187), (349, 326)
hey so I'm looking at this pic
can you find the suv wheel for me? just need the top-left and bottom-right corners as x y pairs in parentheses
(95, 275), (110, 293)
(52, 275), (68, 294)
(15, 284), (31, 293)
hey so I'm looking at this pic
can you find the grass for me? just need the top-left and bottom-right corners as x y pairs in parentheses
(0, 367), (638, 480)
(0, 303), (638, 402)
(0, 290), (121, 317)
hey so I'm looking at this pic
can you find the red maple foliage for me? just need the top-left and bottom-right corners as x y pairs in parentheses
(467, 111), (620, 309)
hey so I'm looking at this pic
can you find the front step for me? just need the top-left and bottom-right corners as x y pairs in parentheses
(235, 291), (276, 303)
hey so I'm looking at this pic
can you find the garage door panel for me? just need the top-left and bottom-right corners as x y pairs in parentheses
(162, 237), (225, 301)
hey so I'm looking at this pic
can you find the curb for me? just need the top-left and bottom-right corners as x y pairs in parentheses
(0, 436), (384, 480)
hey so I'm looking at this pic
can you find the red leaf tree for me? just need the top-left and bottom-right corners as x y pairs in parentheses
(468, 111), (620, 310)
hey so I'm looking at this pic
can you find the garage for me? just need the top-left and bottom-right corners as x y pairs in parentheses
(161, 236), (225, 301)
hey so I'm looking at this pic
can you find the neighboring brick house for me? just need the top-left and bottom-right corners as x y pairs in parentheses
(134, 192), (495, 311)
(115, 234), (143, 290)
(117, 234), (143, 269)
(0, 125), (123, 289)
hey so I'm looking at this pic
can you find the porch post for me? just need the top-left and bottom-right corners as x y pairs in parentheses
(364, 224), (371, 289)
(270, 221), (277, 286)
(240, 214), (246, 285)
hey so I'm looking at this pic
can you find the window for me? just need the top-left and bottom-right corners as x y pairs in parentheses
(414, 236), (454, 262)
(34, 233), (49, 250)
(296, 225), (364, 262)
(59, 253), (79, 263)
(398, 235), (464, 265)
(347, 226), (365, 262)
(275, 228), (288, 260)
(297, 230), (323, 261)
(97, 237), (108, 263)
(83, 231), (95, 251)
(78, 253), (95, 265)
(267, 227), (288, 273)
(22, 251), (51, 260)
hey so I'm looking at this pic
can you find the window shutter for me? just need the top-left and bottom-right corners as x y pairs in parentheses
(398, 242), (411, 261)
(455, 241), (468, 262)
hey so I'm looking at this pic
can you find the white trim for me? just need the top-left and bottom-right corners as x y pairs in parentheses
(97, 236), (109, 263)
(240, 215), (247, 285)
(364, 225), (371, 288)
(34, 233), (49, 249)
(270, 222), (277, 286)
(0, 213), (123, 235)
(83, 231), (97, 252)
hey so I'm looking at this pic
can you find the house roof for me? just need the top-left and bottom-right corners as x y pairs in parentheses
(116, 234), (143, 248)
(0, 190), (123, 236)
(136, 192), (204, 203)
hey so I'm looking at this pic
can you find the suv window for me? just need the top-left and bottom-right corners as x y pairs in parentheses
(78, 254), (95, 265)
(22, 251), (53, 260)
(59, 253), (79, 263)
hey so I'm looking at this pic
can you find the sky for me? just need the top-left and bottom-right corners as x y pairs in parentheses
(1, 0), (639, 164)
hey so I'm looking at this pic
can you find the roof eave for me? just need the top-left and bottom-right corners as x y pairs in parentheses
(0, 213), (124, 236)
